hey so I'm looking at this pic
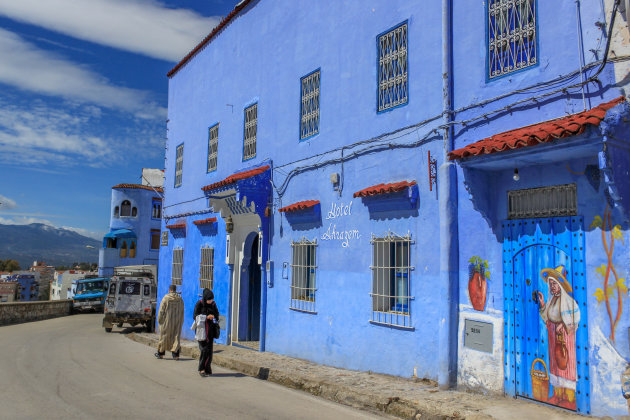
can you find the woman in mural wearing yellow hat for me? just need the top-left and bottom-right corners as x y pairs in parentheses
(536, 265), (580, 410)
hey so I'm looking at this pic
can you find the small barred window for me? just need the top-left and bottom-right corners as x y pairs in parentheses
(371, 232), (413, 328)
(199, 247), (214, 290)
(172, 248), (184, 286)
(243, 104), (257, 160)
(207, 124), (218, 172)
(290, 238), (317, 313)
(508, 184), (577, 219)
(300, 70), (320, 139)
(378, 22), (408, 112)
(175, 144), (184, 187)
(488, 0), (537, 79)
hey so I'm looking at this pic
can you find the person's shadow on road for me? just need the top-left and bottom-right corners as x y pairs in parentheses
(207, 372), (246, 378)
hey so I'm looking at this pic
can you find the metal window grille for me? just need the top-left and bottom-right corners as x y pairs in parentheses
(508, 183), (577, 219)
(199, 247), (214, 290)
(207, 124), (219, 172)
(175, 144), (184, 187)
(378, 22), (408, 112)
(488, 0), (537, 79)
(370, 232), (413, 328)
(290, 238), (317, 313)
(243, 104), (257, 160)
(172, 248), (183, 286)
(300, 70), (320, 139)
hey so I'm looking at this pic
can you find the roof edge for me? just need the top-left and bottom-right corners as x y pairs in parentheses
(167, 0), (254, 78)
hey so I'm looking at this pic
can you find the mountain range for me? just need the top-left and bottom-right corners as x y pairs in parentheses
(0, 223), (100, 270)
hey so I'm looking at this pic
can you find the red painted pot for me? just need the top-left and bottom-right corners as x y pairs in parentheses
(468, 271), (487, 311)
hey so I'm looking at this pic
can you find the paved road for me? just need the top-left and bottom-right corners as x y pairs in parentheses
(0, 314), (384, 420)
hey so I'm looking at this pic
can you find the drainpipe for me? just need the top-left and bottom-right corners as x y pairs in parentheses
(438, 0), (459, 390)
(575, 0), (588, 110)
(259, 265), (267, 352)
(226, 263), (234, 345)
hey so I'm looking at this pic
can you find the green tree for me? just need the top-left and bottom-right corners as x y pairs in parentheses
(0, 259), (21, 272)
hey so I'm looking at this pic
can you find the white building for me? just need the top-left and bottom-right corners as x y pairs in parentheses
(51, 270), (96, 300)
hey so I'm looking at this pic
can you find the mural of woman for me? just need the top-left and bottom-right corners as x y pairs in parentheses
(536, 265), (581, 410)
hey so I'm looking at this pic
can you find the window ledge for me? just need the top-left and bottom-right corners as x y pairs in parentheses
(369, 319), (414, 331)
(289, 307), (317, 315)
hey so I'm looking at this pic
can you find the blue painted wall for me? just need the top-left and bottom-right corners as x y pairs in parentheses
(9, 274), (39, 301)
(99, 187), (162, 276)
(160, 0), (630, 416)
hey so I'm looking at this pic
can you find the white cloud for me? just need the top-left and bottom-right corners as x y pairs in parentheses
(0, 28), (166, 119)
(60, 226), (104, 240)
(0, 194), (17, 210)
(0, 0), (221, 62)
(0, 98), (164, 167)
(0, 216), (55, 226)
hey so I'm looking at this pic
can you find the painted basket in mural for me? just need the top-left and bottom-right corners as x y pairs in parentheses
(531, 358), (549, 402)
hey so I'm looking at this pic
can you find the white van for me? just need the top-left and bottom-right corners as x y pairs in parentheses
(103, 265), (157, 333)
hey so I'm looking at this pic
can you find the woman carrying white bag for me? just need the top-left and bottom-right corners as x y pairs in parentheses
(192, 288), (219, 377)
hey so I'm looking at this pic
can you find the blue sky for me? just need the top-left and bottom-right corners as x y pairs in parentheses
(0, 0), (239, 239)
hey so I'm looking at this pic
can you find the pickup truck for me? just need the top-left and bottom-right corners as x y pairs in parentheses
(103, 265), (157, 333)
(72, 277), (110, 313)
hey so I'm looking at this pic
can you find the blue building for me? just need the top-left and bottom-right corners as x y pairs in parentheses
(7, 274), (39, 301)
(98, 169), (164, 276)
(158, 0), (630, 416)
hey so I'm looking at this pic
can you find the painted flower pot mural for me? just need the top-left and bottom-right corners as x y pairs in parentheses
(468, 256), (489, 311)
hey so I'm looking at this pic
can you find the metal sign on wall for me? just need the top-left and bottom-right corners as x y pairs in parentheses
(161, 231), (168, 246)
(464, 319), (493, 353)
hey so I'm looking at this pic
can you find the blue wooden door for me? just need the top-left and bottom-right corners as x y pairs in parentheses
(503, 217), (589, 414)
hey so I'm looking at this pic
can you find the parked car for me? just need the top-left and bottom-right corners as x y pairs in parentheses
(103, 265), (157, 333)
(72, 277), (110, 313)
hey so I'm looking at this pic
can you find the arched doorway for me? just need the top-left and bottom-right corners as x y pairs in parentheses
(234, 231), (261, 349)
(247, 236), (261, 341)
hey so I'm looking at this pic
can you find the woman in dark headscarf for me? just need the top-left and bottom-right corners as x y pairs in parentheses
(194, 288), (219, 377)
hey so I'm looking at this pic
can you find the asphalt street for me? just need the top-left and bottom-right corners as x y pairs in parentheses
(0, 314), (384, 420)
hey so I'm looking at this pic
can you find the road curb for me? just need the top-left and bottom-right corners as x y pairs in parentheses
(126, 332), (476, 419)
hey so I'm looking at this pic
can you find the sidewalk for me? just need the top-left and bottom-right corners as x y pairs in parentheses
(127, 332), (589, 420)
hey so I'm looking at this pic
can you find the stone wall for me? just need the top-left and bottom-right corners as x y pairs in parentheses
(0, 300), (72, 326)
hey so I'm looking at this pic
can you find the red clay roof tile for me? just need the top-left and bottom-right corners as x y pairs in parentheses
(448, 96), (626, 160)
(278, 200), (320, 213)
(201, 165), (270, 192)
(353, 181), (416, 198)
(112, 183), (164, 193)
(193, 217), (218, 225)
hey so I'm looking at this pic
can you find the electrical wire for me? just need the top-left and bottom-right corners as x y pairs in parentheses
(165, 3), (626, 214)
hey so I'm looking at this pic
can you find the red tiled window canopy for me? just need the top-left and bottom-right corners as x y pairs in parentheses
(278, 200), (319, 213)
(193, 217), (217, 225)
(353, 181), (417, 198)
(448, 96), (626, 160)
(166, 223), (186, 229)
(201, 165), (270, 192)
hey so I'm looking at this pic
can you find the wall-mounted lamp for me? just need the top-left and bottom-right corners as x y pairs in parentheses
(225, 215), (234, 233)
(513, 168), (520, 182)
(330, 173), (339, 190)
